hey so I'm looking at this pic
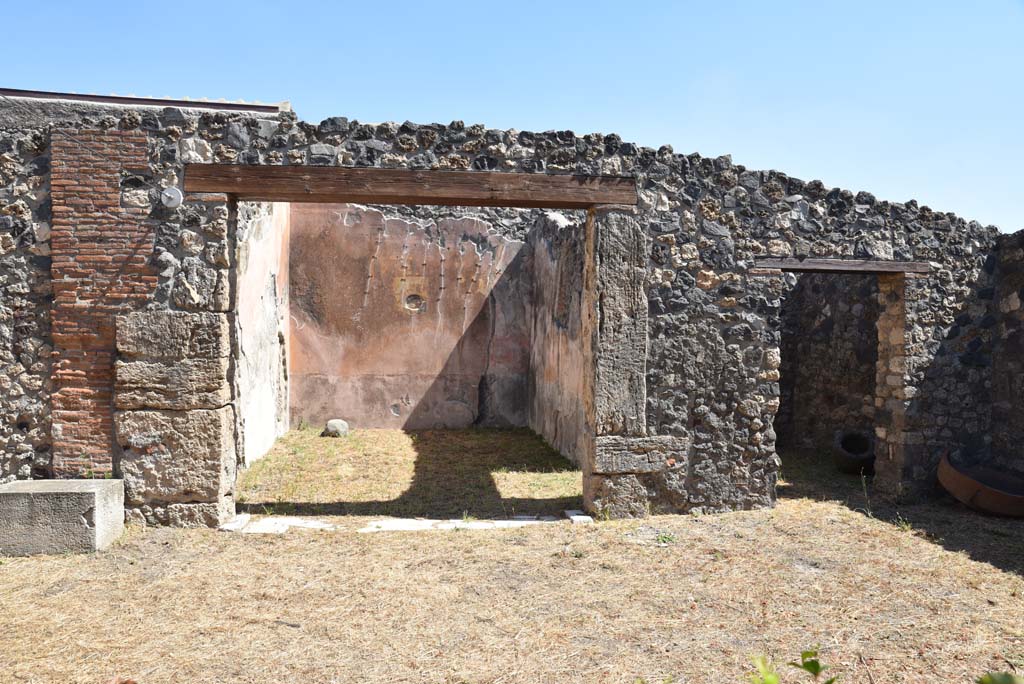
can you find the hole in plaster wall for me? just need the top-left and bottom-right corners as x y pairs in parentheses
(404, 294), (426, 312)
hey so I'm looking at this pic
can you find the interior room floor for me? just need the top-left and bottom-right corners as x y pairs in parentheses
(237, 427), (583, 519)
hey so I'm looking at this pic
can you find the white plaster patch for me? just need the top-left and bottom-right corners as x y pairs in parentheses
(544, 211), (572, 229)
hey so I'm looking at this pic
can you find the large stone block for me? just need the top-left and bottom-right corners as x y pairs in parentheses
(593, 209), (648, 436)
(116, 311), (230, 359)
(115, 406), (236, 507)
(0, 479), (124, 556)
(594, 435), (689, 474)
(115, 357), (231, 410)
(166, 500), (234, 528)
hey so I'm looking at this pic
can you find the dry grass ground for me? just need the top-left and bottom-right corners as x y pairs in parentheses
(238, 427), (583, 518)
(1, 433), (1022, 684)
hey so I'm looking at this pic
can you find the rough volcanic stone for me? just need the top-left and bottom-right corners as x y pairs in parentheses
(115, 357), (231, 410)
(117, 311), (230, 359)
(179, 137), (212, 163)
(173, 257), (230, 311)
(165, 500), (234, 528)
(589, 473), (661, 517)
(776, 274), (880, 452)
(594, 436), (688, 474)
(593, 209), (648, 436)
(115, 406), (235, 507)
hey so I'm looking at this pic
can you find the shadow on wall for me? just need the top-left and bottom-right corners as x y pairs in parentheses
(400, 248), (532, 430)
(901, 237), (1017, 493)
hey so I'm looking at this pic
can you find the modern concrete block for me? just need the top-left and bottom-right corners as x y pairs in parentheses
(0, 479), (125, 556)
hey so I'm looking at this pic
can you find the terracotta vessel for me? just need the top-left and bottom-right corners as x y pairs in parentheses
(937, 452), (1024, 518)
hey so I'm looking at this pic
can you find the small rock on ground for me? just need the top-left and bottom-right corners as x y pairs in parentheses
(321, 419), (350, 437)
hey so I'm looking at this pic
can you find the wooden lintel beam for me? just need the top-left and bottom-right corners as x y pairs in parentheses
(753, 257), (931, 274)
(183, 164), (637, 209)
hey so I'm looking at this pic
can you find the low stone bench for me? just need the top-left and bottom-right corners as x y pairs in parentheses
(0, 479), (124, 556)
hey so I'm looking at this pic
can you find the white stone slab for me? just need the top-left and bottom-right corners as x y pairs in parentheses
(274, 516), (335, 530)
(358, 518), (440, 533)
(0, 479), (125, 556)
(564, 509), (594, 524)
(218, 513), (251, 532)
(356, 517), (561, 533)
(240, 517), (291, 534)
(219, 515), (339, 535)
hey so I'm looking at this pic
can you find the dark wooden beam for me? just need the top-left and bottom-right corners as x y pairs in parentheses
(753, 257), (931, 274)
(183, 164), (637, 209)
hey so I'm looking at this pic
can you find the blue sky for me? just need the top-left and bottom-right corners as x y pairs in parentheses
(7, 1), (1022, 232)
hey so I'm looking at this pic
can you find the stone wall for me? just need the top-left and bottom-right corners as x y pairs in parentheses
(637, 166), (1001, 505)
(899, 249), (1003, 493)
(114, 311), (235, 526)
(528, 211), (592, 466)
(1, 94), (1019, 522)
(776, 274), (879, 451)
(990, 232), (1024, 477)
(288, 203), (533, 429)
(0, 118), (52, 483)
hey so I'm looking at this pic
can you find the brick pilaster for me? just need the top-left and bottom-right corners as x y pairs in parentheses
(49, 129), (155, 476)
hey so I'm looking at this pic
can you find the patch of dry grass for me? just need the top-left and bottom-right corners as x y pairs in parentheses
(779, 447), (1024, 574)
(238, 427), (582, 518)
(2, 441), (1022, 683)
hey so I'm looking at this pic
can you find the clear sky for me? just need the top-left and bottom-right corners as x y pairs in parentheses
(6, 1), (1022, 232)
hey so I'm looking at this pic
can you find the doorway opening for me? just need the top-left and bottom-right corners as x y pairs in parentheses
(232, 201), (592, 518)
(775, 271), (882, 503)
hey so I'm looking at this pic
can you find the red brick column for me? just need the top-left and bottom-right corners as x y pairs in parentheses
(49, 130), (156, 477)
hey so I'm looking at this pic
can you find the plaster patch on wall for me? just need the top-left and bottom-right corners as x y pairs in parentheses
(235, 202), (290, 465)
(528, 211), (592, 466)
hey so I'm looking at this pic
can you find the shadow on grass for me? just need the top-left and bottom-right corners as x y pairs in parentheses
(239, 427), (583, 519)
(778, 447), (1024, 576)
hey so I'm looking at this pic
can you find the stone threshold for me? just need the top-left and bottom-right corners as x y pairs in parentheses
(218, 511), (593, 535)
